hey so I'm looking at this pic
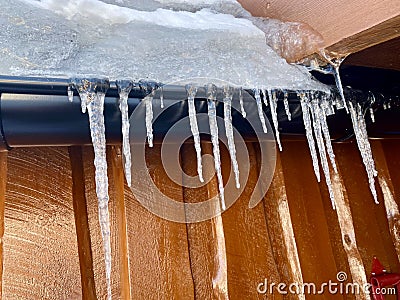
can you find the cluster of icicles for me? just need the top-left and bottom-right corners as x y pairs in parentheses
(70, 79), (377, 300)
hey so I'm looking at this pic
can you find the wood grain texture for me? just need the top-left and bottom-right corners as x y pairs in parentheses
(279, 140), (344, 299)
(68, 147), (97, 300)
(3, 148), (82, 299)
(334, 143), (400, 274)
(238, 0), (400, 48)
(345, 37), (400, 71)
(1, 138), (400, 299)
(124, 144), (195, 299)
(0, 151), (7, 299)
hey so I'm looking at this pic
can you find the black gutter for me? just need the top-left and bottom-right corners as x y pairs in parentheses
(0, 75), (399, 149)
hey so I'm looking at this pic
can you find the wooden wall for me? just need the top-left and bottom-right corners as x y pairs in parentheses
(0, 139), (399, 299)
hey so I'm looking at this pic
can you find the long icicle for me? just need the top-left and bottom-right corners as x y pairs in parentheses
(186, 84), (204, 183)
(116, 80), (133, 187)
(75, 78), (112, 300)
(267, 90), (282, 151)
(349, 102), (378, 203)
(300, 92), (321, 182)
(223, 86), (240, 189)
(254, 89), (268, 133)
(320, 98), (338, 173)
(207, 84), (225, 210)
(310, 94), (336, 209)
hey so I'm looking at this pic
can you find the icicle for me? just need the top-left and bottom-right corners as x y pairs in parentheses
(186, 84), (204, 183)
(261, 89), (269, 107)
(310, 96), (336, 209)
(223, 86), (240, 189)
(370, 108), (375, 123)
(300, 93), (321, 182)
(239, 88), (247, 118)
(116, 80), (133, 187)
(254, 89), (268, 133)
(333, 66), (349, 113)
(320, 105), (338, 173)
(320, 50), (349, 113)
(349, 102), (378, 204)
(267, 90), (282, 151)
(67, 85), (74, 102)
(160, 86), (164, 109)
(74, 78), (112, 300)
(283, 91), (292, 121)
(206, 84), (225, 210)
(145, 93), (154, 148)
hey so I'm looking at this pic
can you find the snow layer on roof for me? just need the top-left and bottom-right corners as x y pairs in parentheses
(1, 0), (326, 90)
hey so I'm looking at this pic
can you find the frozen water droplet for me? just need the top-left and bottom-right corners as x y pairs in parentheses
(254, 89), (268, 133)
(224, 86), (240, 189)
(300, 92), (321, 182)
(186, 84), (204, 183)
(267, 90), (282, 151)
(239, 88), (247, 118)
(116, 80), (133, 187)
(206, 84), (225, 210)
(283, 91), (292, 121)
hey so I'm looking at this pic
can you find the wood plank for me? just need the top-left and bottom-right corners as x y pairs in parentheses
(371, 141), (400, 261)
(327, 15), (400, 57)
(261, 149), (305, 299)
(238, 0), (400, 49)
(334, 143), (400, 273)
(82, 146), (134, 299)
(0, 151), (7, 299)
(124, 144), (195, 299)
(68, 146), (97, 300)
(344, 37), (400, 71)
(279, 140), (343, 299)
(108, 146), (131, 299)
(3, 148), (82, 299)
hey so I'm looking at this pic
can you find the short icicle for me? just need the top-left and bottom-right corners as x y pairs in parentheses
(223, 86), (240, 189)
(299, 92), (321, 182)
(254, 89), (268, 133)
(267, 89), (282, 151)
(239, 87), (247, 118)
(145, 93), (154, 148)
(186, 84), (204, 183)
(160, 86), (165, 109)
(74, 78), (113, 300)
(67, 85), (74, 102)
(283, 91), (292, 121)
(116, 80), (134, 187)
(207, 84), (225, 210)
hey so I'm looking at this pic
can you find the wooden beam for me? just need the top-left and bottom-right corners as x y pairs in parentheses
(108, 146), (131, 299)
(238, 0), (400, 63)
(327, 15), (400, 57)
(68, 147), (97, 300)
(0, 151), (7, 299)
